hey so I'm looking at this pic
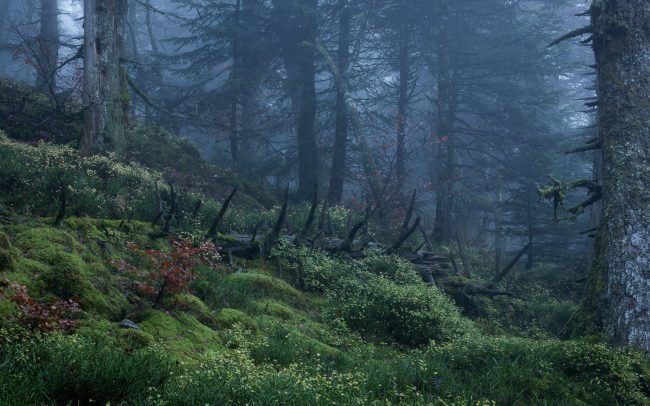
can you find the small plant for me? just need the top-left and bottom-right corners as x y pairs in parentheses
(113, 239), (221, 307)
(0, 280), (80, 333)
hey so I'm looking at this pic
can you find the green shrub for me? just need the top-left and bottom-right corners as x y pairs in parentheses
(360, 254), (422, 285)
(0, 334), (173, 405)
(251, 317), (344, 367)
(426, 336), (650, 405)
(330, 273), (475, 346)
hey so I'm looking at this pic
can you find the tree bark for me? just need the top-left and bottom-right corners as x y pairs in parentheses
(327, 0), (351, 204)
(395, 9), (410, 200)
(432, 0), (457, 243)
(82, 0), (128, 156)
(229, 0), (242, 167)
(274, 0), (319, 200)
(589, 0), (650, 351)
(35, 0), (59, 93)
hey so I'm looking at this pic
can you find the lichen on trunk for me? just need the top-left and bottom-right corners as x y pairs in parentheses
(583, 0), (650, 351)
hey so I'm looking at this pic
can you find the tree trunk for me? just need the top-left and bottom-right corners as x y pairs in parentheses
(82, 0), (128, 156)
(327, 0), (350, 204)
(274, 0), (319, 200)
(589, 0), (650, 351)
(432, 0), (457, 243)
(395, 15), (409, 201)
(526, 183), (534, 270)
(229, 0), (242, 167)
(35, 0), (59, 93)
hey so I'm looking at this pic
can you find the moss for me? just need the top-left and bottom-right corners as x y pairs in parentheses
(248, 299), (298, 321)
(252, 318), (344, 367)
(119, 329), (154, 350)
(41, 251), (90, 299)
(222, 272), (306, 309)
(13, 227), (80, 254)
(137, 309), (222, 358)
(215, 308), (258, 332)
(172, 293), (219, 328)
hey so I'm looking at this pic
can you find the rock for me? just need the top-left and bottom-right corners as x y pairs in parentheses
(118, 319), (140, 330)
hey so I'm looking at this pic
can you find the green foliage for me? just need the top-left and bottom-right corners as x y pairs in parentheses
(0, 80), (82, 145)
(330, 273), (475, 346)
(0, 334), (173, 405)
(214, 308), (258, 332)
(273, 242), (475, 346)
(217, 271), (307, 309)
(0, 135), (163, 220)
(427, 336), (650, 405)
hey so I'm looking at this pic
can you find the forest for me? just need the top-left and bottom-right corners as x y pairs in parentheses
(0, 0), (649, 404)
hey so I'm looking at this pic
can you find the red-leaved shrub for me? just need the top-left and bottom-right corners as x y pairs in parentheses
(112, 239), (220, 307)
(0, 280), (80, 333)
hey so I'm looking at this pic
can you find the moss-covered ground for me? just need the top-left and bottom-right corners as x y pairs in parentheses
(0, 214), (648, 405)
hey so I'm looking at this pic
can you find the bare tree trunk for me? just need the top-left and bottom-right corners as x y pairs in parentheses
(526, 183), (534, 270)
(395, 15), (409, 201)
(493, 192), (504, 278)
(432, 0), (457, 242)
(274, 0), (319, 200)
(82, 0), (128, 156)
(327, 0), (350, 204)
(35, 0), (58, 93)
(229, 0), (242, 167)
(588, 0), (650, 351)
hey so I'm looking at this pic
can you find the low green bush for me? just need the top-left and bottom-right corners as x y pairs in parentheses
(273, 243), (475, 346)
(0, 334), (173, 405)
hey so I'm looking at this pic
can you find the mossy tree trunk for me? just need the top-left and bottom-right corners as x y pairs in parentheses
(589, 0), (650, 350)
(82, 0), (127, 156)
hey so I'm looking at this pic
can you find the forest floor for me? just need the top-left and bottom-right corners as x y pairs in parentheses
(0, 79), (649, 405)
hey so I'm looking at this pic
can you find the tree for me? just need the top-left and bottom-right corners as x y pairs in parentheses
(0, 0), (14, 47)
(327, 0), (351, 204)
(272, 0), (320, 200)
(82, 0), (128, 156)
(586, 0), (650, 350)
(34, 0), (59, 93)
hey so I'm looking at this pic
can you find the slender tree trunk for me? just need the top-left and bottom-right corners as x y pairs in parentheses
(494, 192), (504, 277)
(588, 0), (650, 350)
(229, 0), (242, 167)
(295, 0), (319, 200)
(237, 0), (264, 172)
(35, 0), (59, 93)
(82, 0), (128, 156)
(526, 183), (534, 270)
(433, 0), (457, 242)
(327, 0), (351, 204)
(395, 16), (409, 200)
(0, 0), (11, 44)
